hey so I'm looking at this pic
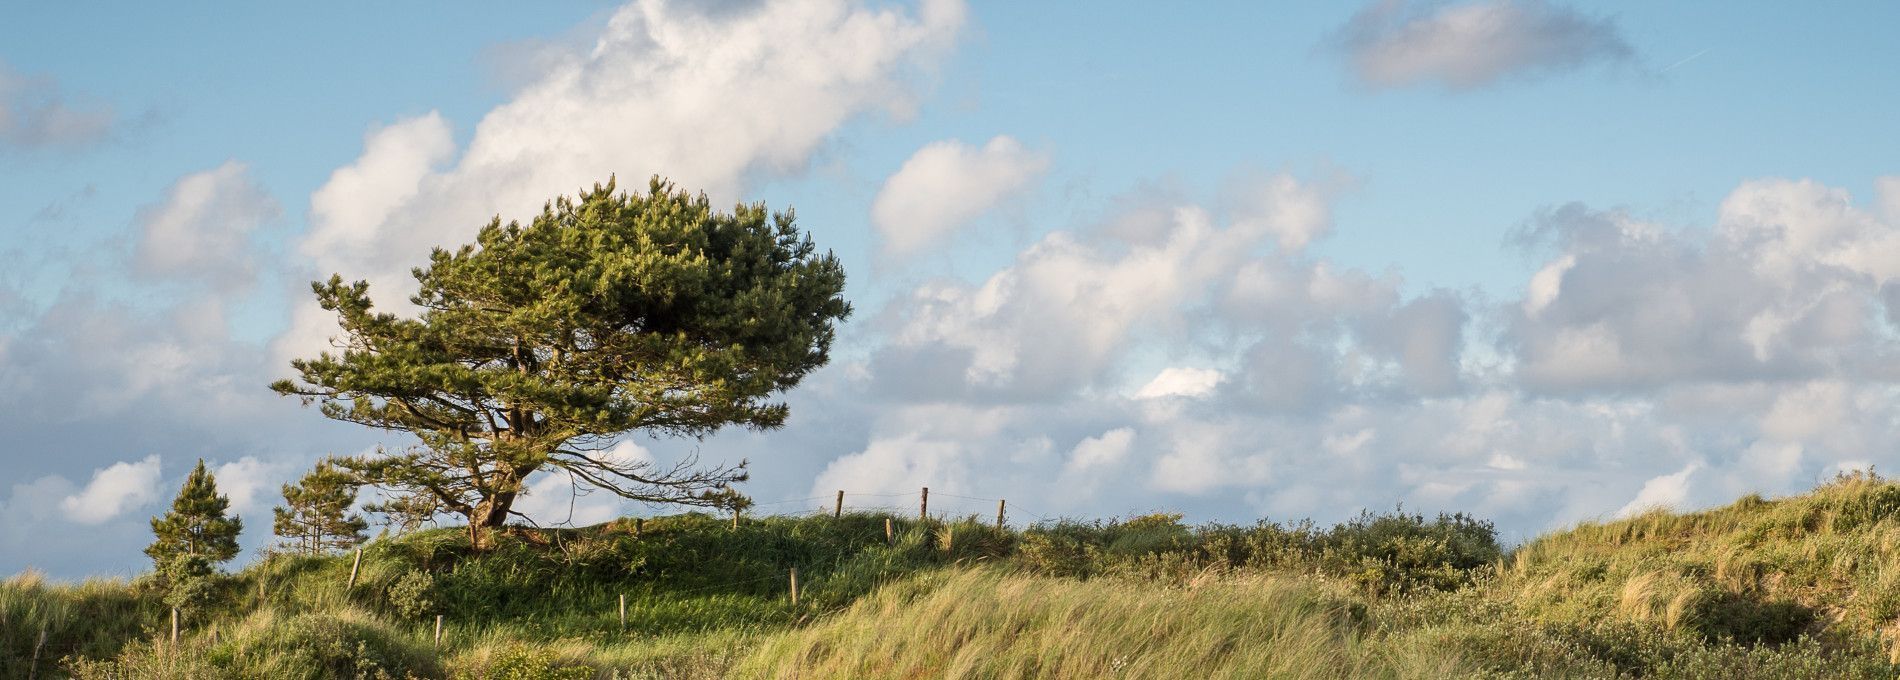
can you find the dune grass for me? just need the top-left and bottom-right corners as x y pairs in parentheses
(12, 477), (1900, 678)
(737, 568), (1467, 679)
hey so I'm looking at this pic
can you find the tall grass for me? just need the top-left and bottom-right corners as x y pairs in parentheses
(15, 478), (1900, 678)
(737, 568), (1467, 679)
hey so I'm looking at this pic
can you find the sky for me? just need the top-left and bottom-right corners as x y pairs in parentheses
(3, 0), (1899, 578)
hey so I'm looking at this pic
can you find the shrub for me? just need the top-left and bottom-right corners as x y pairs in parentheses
(454, 645), (595, 680)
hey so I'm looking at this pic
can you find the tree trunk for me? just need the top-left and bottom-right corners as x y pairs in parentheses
(466, 479), (523, 550)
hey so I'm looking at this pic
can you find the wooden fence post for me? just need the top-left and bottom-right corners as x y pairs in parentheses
(618, 593), (627, 631)
(834, 490), (844, 518)
(634, 518), (644, 538)
(347, 548), (363, 589)
(731, 507), (740, 530)
(920, 487), (929, 521)
(790, 568), (799, 605)
(170, 607), (179, 644)
(885, 517), (894, 546)
(997, 499), (1006, 529)
(434, 614), (444, 649)
(29, 628), (45, 680)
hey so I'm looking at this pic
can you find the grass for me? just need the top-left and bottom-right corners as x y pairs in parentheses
(11, 475), (1900, 677)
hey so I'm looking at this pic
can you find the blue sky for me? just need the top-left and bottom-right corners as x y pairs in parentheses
(4, 0), (1900, 577)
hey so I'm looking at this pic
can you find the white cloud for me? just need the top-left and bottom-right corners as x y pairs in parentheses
(1334, 0), (1631, 90)
(133, 160), (280, 289)
(515, 470), (629, 527)
(1615, 463), (1699, 518)
(1065, 427), (1135, 474)
(214, 456), (290, 517)
(1510, 180), (1900, 394)
(872, 135), (1049, 258)
(290, 0), (967, 336)
(1135, 367), (1224, 400)
(60, 455), (163, 525)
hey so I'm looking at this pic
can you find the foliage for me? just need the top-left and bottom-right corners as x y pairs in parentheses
(453, 645), (594, 680)
(24, 477), (1900, 677)
(272, 177), (852, 547)
(143, 459), (243, 614)
(274, 458), (369, 556)
(385, 568), (437, 619)
(146, 459), (243, 567)
(1016, 507), (1500, 594)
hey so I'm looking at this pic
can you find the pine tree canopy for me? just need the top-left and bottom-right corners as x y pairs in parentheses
(271, 177), (852, 546)
(146, 459), (243, 567)
(273, 458), (368, 555)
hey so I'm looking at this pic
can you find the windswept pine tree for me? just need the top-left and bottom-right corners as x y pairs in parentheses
(272, 459), (367, 555)
(146, 459), (243, 567)
(274, 178), (851, 548)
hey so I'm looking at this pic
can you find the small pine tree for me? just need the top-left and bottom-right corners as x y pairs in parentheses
(146, 459), (243, 612)
(146, 459), (243, 567)
(273, 459), (368, 555)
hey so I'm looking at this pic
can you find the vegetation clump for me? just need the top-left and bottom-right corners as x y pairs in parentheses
(17, 477), (1900, 678)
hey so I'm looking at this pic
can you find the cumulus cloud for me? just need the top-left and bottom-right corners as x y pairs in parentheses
(288, 0), (965, 335)
(0, 60), (118, 150)
(215, 456), (291, 517)
(1333, 0), (1632, 90)
(60, 455), (163, 525)
(1509, 180), (1900, 394)
(1616, 463), (1699, 517)
(133, 160), (280, 289)
(872, 135), (1049, 258)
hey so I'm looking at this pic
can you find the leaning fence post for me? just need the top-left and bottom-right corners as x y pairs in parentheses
(997, 499), (1007, 529)
(618, 593), (627, 631)
(920, 487), (929, 521)
(434, 614), (444, 649)
(834, 490), (844, 518)
(885, 517), (894, 546)
(347, 548), (363, 589)
(29, 628), (45, 680)
(790, 567), (800, 605)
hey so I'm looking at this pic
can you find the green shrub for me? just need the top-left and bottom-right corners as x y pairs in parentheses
(386, 569), (438, 619)
(454, 645), (594, 680)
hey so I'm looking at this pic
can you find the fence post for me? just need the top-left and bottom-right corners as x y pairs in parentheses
(834, 490), (844, 518)
(885, 517), (894, 546)
(789, 567), (800, 606)
(170, 607), (179, 644)
(997, 499), (1007, 529)
(347, 548), (363, 589)
(634, 518), (644, 538)
(731, 507), (740, 531)
(920, 487), (929, 521)
(618, 593), (627, 631)
(29, 628), (45, 680)
(434, 614), (444, 649)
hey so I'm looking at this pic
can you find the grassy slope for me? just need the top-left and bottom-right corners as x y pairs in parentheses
(9, 476), (1900, 678)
